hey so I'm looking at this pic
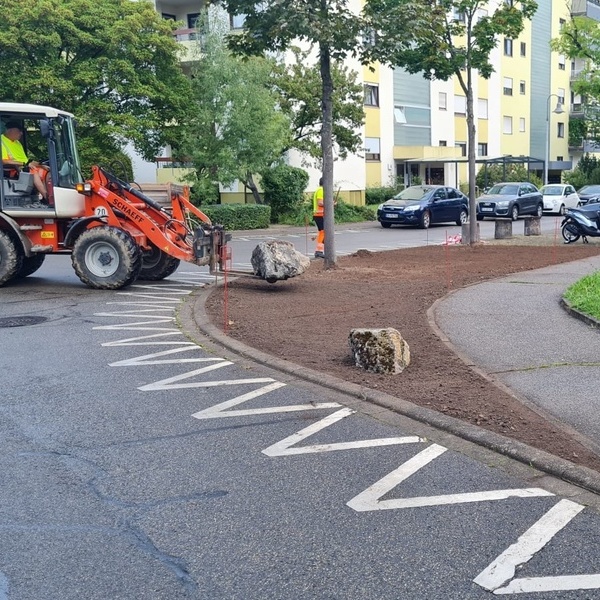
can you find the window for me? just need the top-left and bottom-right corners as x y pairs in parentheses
(456, 142), (467, 157)
(439, 140), (447, 147)
(364, 137), (380, 161)
(187, 12), (200, 28)
(504, 38), (513, 57)
(503, 77), (513, 96)
(478, 98), (488, 119)
(230, 13), (246, 29)
(520, 42), (526, 57)
(558, 54), (566, 70)
(519, 118), (526, 132)
(439, 92), (447, 110)
(503, 116), (513, 134)
(364, 84), (379, 107)
(363, 28), (377, 47)
(452, 9), (466, 22)
(519, 80), (526, 95)
(558, 87), (565, 105)
(478, 143), (488, 156)
(162, 13), (176, 20)
(394, 107), (407, 124)
(557, 156), (564, 162)
(557, 122), (565, 138)
(559, 18), (566, 29)
(454, 95), (466, 114)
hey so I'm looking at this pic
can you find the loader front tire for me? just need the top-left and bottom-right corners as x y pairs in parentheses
(72, 226), (141, 289)
(0, 230), (22, 285)
(138, 243), (180, 281)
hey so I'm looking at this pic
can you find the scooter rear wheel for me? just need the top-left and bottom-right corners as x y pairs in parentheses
(562, 222), (581, 244)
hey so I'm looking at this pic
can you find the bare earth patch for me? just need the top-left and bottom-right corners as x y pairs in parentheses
(205, 235), (600, 472)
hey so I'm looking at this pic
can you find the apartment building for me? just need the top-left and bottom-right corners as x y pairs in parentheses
(145, 1), (588, 201)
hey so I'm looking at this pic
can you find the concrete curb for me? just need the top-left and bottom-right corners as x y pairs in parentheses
(561, 297), (600, 330)
(179, 281), (600, 497)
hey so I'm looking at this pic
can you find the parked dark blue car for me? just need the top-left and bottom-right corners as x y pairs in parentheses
(377, 185), (469, 229)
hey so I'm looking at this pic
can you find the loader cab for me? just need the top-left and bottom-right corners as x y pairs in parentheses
(0, 105), (86, 219)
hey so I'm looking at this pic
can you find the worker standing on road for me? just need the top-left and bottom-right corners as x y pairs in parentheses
(312, 177), (325, 258)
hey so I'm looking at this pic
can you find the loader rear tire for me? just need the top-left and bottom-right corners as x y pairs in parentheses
(15, 253), (46, 279)
(0, 230), (22, 285)
(138, 244), (180, 281)
(72, 226), (141, 289)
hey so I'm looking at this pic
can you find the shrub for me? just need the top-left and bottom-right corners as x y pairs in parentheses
(261, 165), (309, 223)
(278, 200), (376, 226)
(202, 204), (271, 230)
(365, 186), (397, 205)
(476, 164), (542, 190)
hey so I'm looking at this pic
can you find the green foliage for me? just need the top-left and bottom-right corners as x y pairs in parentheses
(475, 164), (542, 190)
(363, 1), (537, 88)
(563, 154), (600, 188)
(569, 117), (587, 148)
(278, 200), (375, 226)
(365, 186), (397, 205)
(190, 181), (220, 206)
(182, 14), (291, 200)
(0, 0), (192, 171)
(273, 47), (364, 162)
(261, 165), (309, 223)
(564, 271), (600, 320)
(202, 204), (271, 230)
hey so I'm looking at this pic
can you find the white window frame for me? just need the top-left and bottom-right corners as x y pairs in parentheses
(503, 116), (513, 135)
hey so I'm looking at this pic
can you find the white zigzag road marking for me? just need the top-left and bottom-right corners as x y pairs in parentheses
(94, 312), (175, 319)
(474, 499), (588, 594)
(93, 320), (176, 331)
(109, 347), (226, 366)
(138, 362), (275, 391)
(116, 292), (181, 301)
(262, 408), (424, 455)
(101, 332), (193, 346)
(128, 284), (193, 293)
(191, 382), (340, 419)
(346, 444), (553, 511)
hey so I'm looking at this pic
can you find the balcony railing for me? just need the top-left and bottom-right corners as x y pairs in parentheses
(572, 0), (600, 18)
(155, 157), (194, 169)
(173, 28), (201, 42)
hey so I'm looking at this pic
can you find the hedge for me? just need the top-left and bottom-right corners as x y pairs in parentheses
(202, 204), (271, 230)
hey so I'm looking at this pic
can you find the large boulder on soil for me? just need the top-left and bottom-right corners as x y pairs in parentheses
(251, 240), (310, 283)
(348, 328), (410, 374)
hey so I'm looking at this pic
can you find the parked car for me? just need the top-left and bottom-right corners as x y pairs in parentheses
(476, 182), (543, 221)
(377, 185), (468, 229)
(576, 184), (600, 206)
(540, 184), (580, 215)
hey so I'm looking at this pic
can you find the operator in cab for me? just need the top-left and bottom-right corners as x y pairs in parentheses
(1, 120), (48, 201)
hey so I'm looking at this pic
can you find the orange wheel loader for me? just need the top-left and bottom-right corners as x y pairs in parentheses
(0, 102), (229, 289)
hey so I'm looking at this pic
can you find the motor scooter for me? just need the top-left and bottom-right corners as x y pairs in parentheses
(561, 204), (600, 243)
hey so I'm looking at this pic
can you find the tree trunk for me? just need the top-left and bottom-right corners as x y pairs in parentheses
(319, 40), (336, 269)
(466, 70), (477, 245)
(245, 171), (263, 205)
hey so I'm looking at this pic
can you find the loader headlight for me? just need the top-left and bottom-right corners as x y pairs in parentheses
(76, 182), (92, 196)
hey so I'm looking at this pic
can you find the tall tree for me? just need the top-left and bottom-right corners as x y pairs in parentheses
(273, 47), (364, 163)
(215, 0), (364, 268)
(552, 15), (600, 149)
(182, 15), (291, 204)
(362, 0), (537, 244)
(0, 0), (192, 175)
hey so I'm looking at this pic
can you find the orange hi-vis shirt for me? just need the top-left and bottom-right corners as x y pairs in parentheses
(312, 185), (324, 216)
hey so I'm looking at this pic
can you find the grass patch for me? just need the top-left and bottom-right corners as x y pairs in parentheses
(564, 271), (600, 319)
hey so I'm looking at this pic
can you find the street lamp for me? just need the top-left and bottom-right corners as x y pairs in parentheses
(545, 94), (565, 185)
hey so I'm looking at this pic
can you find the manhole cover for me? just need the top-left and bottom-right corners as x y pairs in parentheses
(0, 316), (48, 328)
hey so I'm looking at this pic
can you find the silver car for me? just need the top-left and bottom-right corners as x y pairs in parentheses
(476, 182), (544, 221)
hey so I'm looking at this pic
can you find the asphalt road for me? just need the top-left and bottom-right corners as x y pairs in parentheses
(3, 225), (600, 598)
